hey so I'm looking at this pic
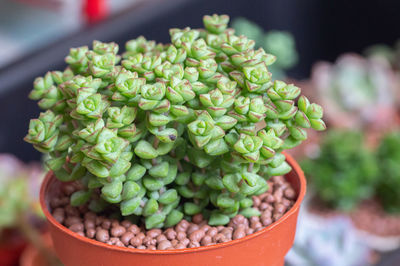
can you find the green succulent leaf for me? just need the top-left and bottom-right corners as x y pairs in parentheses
(134, 140), (158, 159)
(70, 190), (92, 206)
(121, 196), (141, 216)
(208, 212), (230, 226)
(164, 210), (184, 227)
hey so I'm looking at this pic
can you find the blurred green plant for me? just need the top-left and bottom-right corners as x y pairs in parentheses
(376, 132), (400, 213)
(0, 154), (44, 230)
(0, 178), (32, 228)
(301, 131), (379, 212)
(232, 17), (298, 79)
(25, 14), (325, 229)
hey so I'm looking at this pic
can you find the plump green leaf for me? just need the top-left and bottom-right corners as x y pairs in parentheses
(208, 212), (230, 225)
(120, 196), (141, 216)
(70, 190), (92, 206)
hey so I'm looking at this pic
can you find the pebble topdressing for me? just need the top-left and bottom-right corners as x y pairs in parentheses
(50, 176), (296, 250)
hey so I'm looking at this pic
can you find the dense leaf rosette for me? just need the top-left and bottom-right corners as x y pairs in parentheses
(25, 14), (325, 229)
(24, 110), (63, 153)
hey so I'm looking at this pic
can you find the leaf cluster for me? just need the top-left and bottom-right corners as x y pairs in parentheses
(301, 130), (379, 211)
(25, 14), (324, 228)
(231, 17), (298, 78)
(376, 132), (400, 213)
(302, 130), (400, 214)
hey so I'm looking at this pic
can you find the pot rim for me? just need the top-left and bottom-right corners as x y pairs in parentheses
(40, 152), (306, 255)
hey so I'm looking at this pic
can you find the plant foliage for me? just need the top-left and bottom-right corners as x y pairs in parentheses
(25, 14), (325, 228)
(301, 131), (378, 211)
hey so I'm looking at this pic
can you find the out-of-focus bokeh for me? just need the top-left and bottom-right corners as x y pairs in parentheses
(0, 0), (400, 265)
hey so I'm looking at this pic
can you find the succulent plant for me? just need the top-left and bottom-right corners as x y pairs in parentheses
(301, 130), (378, 212)
(376, 132), (400, 213)
(25, 14), (325, 229)
(232, 17), (298, 79)
(311, 53), (400, 130)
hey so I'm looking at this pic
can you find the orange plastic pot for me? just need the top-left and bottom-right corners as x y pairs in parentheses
(40, 153), (306, 266)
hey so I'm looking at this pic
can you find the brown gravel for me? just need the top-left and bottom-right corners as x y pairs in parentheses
(350, 200), (400, 237)
(50, 176), (296, 250)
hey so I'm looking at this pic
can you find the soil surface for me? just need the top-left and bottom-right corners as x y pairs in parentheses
(350, 200), (400, 237)
(49, 176), (296, 250)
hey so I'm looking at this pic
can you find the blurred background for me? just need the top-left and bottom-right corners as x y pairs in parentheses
(0, 0), (400, 265)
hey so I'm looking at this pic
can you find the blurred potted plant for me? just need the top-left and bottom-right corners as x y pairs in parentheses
(0, 154), (58, 266)
(289, 52), (400, 160)
(310, 53), (400, 136)
(24, 14), (325, 266)
(287, 131), (380, 265)
(302, 129), (400, 252)
(232, 17), (298, 79)
(350, 131), (400, 251)
(301, 130), (379, 213)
